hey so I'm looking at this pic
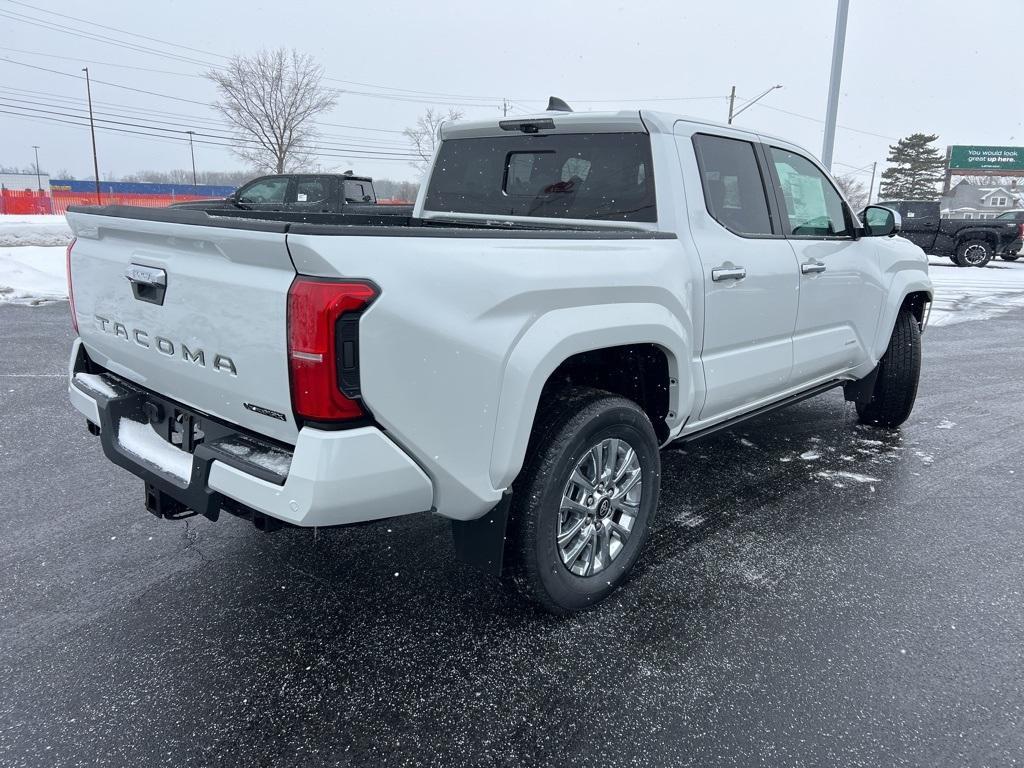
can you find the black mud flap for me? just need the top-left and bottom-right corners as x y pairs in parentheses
(450, 492), (512, 577)
(843, 365), (881, 405)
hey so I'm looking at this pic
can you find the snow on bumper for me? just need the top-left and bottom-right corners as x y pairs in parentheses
(206, 427), (433, 526)
(68, 339), (434, 527)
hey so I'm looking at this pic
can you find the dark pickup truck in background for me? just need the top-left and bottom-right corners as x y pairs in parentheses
(170, 173), (413, 217)
(875, 200), (1023, 267)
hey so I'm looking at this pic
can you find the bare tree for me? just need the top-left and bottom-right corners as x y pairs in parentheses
(404, 108), (464, 174)
(835, 174), (869, 211)
(207, 49), (337, 173)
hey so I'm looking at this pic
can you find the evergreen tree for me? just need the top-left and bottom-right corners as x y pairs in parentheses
(878, 133), (946, 201)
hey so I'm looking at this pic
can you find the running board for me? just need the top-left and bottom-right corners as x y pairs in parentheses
(675, 380), (844, 444)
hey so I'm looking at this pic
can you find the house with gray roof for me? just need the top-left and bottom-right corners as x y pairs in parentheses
(940, 180), (1024, 219)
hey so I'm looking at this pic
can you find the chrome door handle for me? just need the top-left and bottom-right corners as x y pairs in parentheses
(125, 264), (167, 287)
(801, 261), (827, 274)
(711, 266), (747, 282)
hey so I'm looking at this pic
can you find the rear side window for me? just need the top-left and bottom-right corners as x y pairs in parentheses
(424, 133), (656, 222)
(903, 201), (936, 219)
(692, 134), (774, 236)
(290, 176), (329, 205)
(344, 179), (375, 203)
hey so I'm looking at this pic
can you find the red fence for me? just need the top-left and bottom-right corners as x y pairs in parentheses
(1, 189), (220, 216)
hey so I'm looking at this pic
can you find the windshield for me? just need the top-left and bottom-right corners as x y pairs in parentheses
(424, 132), (656, 222)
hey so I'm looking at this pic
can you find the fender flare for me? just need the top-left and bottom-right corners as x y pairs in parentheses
(487, 302), (693, 490)
(870, 277), (933, 361)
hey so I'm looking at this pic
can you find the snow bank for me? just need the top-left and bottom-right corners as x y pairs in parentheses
(0, 245), (68, 305)
(0, 215), (72, 247)
(117, 418), (194, 484)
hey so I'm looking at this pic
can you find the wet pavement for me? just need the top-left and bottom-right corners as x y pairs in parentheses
(2, 303), (1022, 767)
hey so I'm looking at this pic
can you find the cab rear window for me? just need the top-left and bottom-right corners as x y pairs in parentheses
(424, 133), (656, 222)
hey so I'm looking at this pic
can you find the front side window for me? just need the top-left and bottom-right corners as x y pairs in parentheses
(424, 132), (656, 222)
(238, 177), (289, 204)
(692, 134), (774, 236)
(769, 147), (851, 237)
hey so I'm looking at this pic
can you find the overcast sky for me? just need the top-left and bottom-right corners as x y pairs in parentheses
(2, 0), (1022, 190)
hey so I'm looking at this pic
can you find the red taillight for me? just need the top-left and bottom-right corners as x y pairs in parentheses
(287, 277), (377, 422)
(66, 237), (78, 333)
(1017, 222), (1024, 238)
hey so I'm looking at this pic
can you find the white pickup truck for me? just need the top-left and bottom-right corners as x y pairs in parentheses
(66, 107), (932, 614)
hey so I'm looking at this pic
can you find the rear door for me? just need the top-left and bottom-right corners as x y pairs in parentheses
(287, 175), (335, 213)
(676, 126), (801, 422)
(67, 210), (299, 444)
(896, 200), (940, 252)
(763, 144), (883, 384)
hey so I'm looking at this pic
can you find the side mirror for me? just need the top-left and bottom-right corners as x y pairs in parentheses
(862, 205), (901, 238)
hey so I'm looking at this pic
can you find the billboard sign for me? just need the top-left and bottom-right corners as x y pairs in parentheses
(948, 145), (1024, 172)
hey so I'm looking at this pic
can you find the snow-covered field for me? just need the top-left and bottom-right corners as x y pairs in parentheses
(0, 215), (72, 247)
(2, 217), (1024, 324)
(0, 244), (68, 305)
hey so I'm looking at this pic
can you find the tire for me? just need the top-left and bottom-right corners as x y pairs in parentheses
(509, 387), (661, 615)
(954, 239), (993, 268)
(1001, 254), (1019, 262)
(856, 310), (922, 428)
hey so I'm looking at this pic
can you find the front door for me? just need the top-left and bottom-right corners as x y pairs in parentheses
(764, 145), (883, 384)
(678, 128), (801, 423)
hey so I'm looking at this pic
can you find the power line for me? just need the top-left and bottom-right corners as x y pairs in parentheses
(0, 105), (419, 162)
(0, 45), (205, 78)
(3, 0), (230, 61)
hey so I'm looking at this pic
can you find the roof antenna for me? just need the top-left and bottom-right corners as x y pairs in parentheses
(546, 96), (573, 112)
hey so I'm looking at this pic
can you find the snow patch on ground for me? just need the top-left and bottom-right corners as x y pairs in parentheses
(74, 372), (117, 398)
(0, 215), (72, 247)
(800, 451), (821, 461)
(936, 419), (956, 429)
(0, 245), (67, 305)
(928, 257), (1024, 327)
(117, 419), (194, 484)
(816, 470), (881, 484)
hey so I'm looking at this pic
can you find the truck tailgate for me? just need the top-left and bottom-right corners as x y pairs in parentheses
(67, 210), (299, 444)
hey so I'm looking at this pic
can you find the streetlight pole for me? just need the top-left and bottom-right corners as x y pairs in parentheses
(867, 161), (877, 205)
(32, 145), (41, 190)
(82, 67), (101, 205)
(729, 84), (783, 123)
(186, 130), (198, 191)
(821, 0), (850, 171)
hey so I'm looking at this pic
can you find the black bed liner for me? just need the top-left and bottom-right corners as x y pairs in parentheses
(65, 205), (677, 240)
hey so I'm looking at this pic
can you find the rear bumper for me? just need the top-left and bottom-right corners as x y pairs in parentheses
(68, 338), (433, 527)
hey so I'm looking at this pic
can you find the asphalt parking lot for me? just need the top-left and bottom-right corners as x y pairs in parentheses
(2, 303), (1022, 768)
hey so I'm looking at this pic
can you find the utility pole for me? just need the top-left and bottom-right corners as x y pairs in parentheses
(727, 85), (736, 124)
(867, 161), (877, 205)
(32, 145), (41, 190)
(821, 0), (850, 171)
(186, 130), (198, 190)
(502, 98), (509, 117)
(82, 67), (101, 205)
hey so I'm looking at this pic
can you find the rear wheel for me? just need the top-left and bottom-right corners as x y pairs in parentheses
(856, 310), (921, 428)
(954, 239), (993, 268)
(510, 387), (660, 615)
